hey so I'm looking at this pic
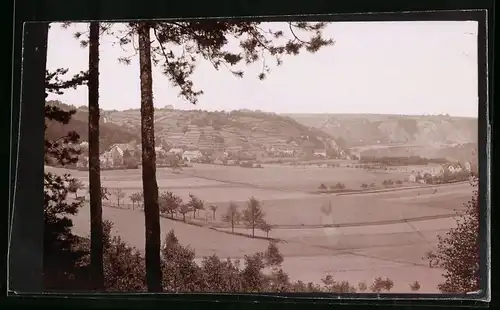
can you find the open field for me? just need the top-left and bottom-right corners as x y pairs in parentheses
(47, 164), (471, 227)
(48, 163), (473, 293)
(70, 203), (456, 293)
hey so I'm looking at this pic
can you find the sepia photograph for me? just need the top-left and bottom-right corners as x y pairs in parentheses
(38, 19), (481, 294)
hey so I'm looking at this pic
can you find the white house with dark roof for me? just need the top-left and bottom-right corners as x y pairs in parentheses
(183, 150), (203, 162)
(313, 149), (327, 158)
(167, 148), (184, 158)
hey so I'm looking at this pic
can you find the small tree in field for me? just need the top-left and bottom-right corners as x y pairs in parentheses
(179, 204), (190, 222)
(209, 205), (218, 220)
(241, 197), (266, 238)
(159, 191), (183, 219)
(112, 188), (126, 207)
(101, 187), (110, 201)
(424, 175), (480, 293)
(259, 222), (272, 238)
(130, 192), (142, 210)
(334, 182), (345, 191)
(222, 202), (241, 234)
(410, 281), (421, 291)
(187, 193), (204, 219)
(68, 179), (84, 198)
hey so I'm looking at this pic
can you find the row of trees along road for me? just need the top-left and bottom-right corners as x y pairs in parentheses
(39, 20), (480, 294)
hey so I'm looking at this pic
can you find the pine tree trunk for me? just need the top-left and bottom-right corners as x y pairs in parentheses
(137, 22), (162, 293)
(88, 21), (104, 291)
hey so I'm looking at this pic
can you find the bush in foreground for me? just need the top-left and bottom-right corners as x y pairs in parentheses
(423, 176), (480, 293)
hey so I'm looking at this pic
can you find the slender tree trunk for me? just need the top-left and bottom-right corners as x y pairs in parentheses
(88, 21), (104, 291)
(231, 221), (234, 234)
(138, 22), (162, 293)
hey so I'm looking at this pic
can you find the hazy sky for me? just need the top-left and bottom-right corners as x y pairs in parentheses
(46, 21), (478, 117)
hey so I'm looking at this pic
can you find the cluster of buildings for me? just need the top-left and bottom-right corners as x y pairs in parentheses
(71, 122), (354, 169)
(406, 161), (474, 183)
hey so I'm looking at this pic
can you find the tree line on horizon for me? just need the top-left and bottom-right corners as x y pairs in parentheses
(38, 20), (480, 294)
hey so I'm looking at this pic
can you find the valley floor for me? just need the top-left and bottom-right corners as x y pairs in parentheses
(51, 163), (474, 294)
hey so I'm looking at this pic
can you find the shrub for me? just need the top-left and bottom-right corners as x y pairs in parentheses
(357, 281), (368, 292)
(410, 281), (421, 291)
(321, 274), (356, 293)
(423, 176), (480, 293)
(370, 277), (394, 293)
(382, 179), (394, 187)
(264, 242), (284, 268)
(334, 182), (346, 191)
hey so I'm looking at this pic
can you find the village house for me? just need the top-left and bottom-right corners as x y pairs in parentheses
(225, 146), (243, 157)
(76, 156), (89, 168)
(108, 143), (140, 160)
(443, 163), (463, 174)
(420, 165), (444, 176)
(313, 149), (327, 158)
(108, 145), (125, 166)
(168, 148), (184, 156)
(463, 161), (472, 172)
(79, 141), (89, 150)
(407, 174), (417, 183)
(155, 146), (168, 158)
(210, 151), (226, 161)
(183, 150), (203, 162)
(99, 152), (113, 168)
(213, 158), (224, 165)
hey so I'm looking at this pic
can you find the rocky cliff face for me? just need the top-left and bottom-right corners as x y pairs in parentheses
(287, 114), (477, 147)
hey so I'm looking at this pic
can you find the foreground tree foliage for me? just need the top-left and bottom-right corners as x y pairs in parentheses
(424, 175), (480, 293)
(44, 59), (88, 290)
(112, 21), (334, 103)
